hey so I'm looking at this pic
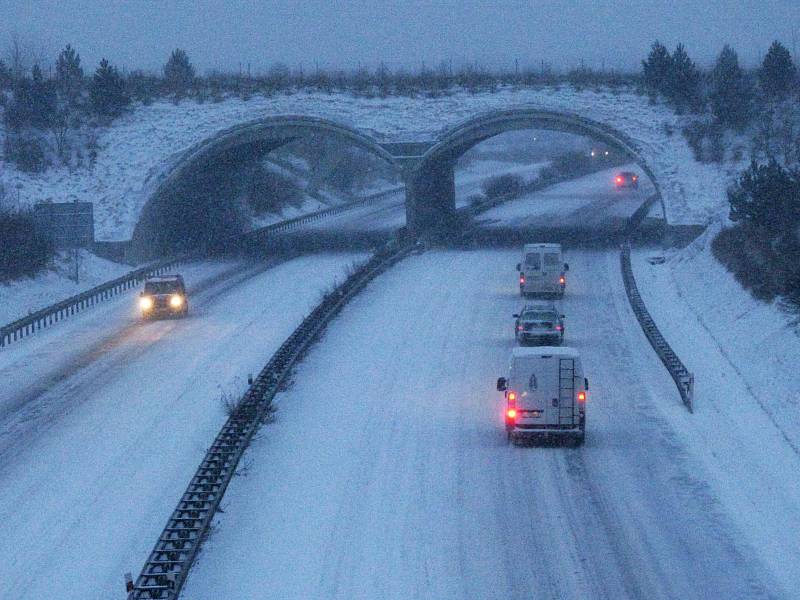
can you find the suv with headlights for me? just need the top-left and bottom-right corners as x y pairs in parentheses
(140, 274), (188, 319)
(513, 301), (564, 346)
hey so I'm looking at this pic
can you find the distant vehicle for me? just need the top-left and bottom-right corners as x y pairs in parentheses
(514, 302), (565, 346)
(497, 346), (587, 446)
(517, 243), (568, 297)
(615, 171), (639, 189)
(139, 274), (188, 319)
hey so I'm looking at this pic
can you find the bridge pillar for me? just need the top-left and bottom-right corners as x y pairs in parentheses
(404, 158), (457, 236)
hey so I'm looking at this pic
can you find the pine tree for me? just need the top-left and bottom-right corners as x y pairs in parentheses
(667, 43), (703, 113)
(641, 40), (672, 97)
(55, 44), (84, 107)
(0, 59), (11, 89)
(29, 64), (57, 128)
(90, 58), (130, 117)
(709, 45), (752, 128)
(728, 159), (800, 237)
(760, 40), (796, 100)
(163, 49), (195, 98)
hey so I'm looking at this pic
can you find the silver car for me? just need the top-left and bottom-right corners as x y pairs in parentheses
(513, 302), (565, 346)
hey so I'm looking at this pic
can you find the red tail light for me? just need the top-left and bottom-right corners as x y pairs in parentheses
(615, 176), (622, 184)
(506, 408), (517, 419)
(559, 276), (565, 284)
(519, 275), (525, 284)
(577, 391), (586, 402)
(517, 325), (523, 331)
(556, 325), (562, 331)
(508, 391), (516, 403)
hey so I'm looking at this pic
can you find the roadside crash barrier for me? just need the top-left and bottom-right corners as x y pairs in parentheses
(620, 242), (694, 412)
(0, 187), (403, 349)
(126, 240), (413, 600)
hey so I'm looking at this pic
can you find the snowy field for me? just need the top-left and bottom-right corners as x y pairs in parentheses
(183, 248), (791, 600)
(0, 252), (366, 600)
(1, 86), (724, 241)
(0, 249), (130, 326)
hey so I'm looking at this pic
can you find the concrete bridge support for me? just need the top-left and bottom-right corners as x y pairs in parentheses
(404, 158), (458, 235)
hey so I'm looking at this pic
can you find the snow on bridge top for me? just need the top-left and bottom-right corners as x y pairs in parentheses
(1, 86), (725, 240)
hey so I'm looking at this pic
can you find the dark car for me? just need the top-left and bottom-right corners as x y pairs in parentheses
(513, 302), (565, 346)
(614, 171), (639, 189)
(139, 274), (189, 319)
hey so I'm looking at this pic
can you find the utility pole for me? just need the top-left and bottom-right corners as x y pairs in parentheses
(72, 198), (80, 284)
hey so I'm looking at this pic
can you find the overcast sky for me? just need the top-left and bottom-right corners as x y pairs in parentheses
(3, 1), (799, 75)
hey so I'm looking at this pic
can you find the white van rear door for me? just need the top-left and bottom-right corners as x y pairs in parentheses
(512, 355), (559, 422)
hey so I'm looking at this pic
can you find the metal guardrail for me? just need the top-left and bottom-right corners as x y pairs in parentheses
(0, 253), (200, 348)
(620, 242), (694, 412)
(127, 240), (412, 599)
(0, 187), (404, 349)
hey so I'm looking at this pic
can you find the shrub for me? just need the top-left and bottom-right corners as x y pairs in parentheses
(482, 174), (524, 199)
(0, 210), (55, 280)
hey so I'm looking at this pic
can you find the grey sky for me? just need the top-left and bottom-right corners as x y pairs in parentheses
(3, 1), (799, 75)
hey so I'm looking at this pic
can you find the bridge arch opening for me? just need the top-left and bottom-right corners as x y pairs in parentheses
(130, 116), (399, 262)
(406, 109), (664, 236)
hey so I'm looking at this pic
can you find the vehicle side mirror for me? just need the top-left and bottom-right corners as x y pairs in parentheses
(584, 378), (589, 390)
(497, 377), (507, 391)
(512, 313), (519, 318)
(516, 263), (521, 271)
(564, 263), (570, 271)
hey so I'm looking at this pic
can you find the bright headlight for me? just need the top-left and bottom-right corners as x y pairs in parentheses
(140, 296), (154, 310)
(170, 294), (183, 307)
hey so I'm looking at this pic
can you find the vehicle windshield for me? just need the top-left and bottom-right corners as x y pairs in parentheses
(144, 281), (181, 295)
(522, 311), (556, 321)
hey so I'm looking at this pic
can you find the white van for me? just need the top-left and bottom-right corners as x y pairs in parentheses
(517, 243), (569, 297)
(496, 346), (587, 446)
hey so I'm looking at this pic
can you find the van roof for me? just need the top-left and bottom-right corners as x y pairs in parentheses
(523, 243), (562, 251)
(511, 346), (580, 359)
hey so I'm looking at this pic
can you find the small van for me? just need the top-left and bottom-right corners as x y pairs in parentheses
(517, 243), (568, 297)
(497, 346), (587, 446)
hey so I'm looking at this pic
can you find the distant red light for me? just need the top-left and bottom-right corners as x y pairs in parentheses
(615, 176), (622, 184)
(508, 391), (516, 403)
(559, 276), (566, 284)
(556, 325), (562, 331)
(519, 275), (525, 284)
(578, 391), (586, 402)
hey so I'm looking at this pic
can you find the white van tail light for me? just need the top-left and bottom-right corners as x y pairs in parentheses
(506, 408), (517, 419)
(578, 391), (586, 402)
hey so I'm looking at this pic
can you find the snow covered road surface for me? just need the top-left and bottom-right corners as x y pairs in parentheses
(184, 249), (787, 600)
(478, 164), (654, 230)
(0, 252), (366, 600)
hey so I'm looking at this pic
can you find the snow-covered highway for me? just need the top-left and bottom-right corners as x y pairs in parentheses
(0, 253), (366, 599)
(183, 249), (788, 600)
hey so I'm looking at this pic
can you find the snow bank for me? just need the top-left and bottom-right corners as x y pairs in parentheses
(2, 86), (725, 241)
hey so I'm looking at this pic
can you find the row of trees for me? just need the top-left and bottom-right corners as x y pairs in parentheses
(642, 40), (797, 128)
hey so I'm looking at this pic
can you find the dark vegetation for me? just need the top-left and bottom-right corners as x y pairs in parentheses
(0, 209), (54, 281)
(713, 160), (800, 307)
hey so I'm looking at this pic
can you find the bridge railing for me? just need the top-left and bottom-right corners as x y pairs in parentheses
(0, 186), (404, 349)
